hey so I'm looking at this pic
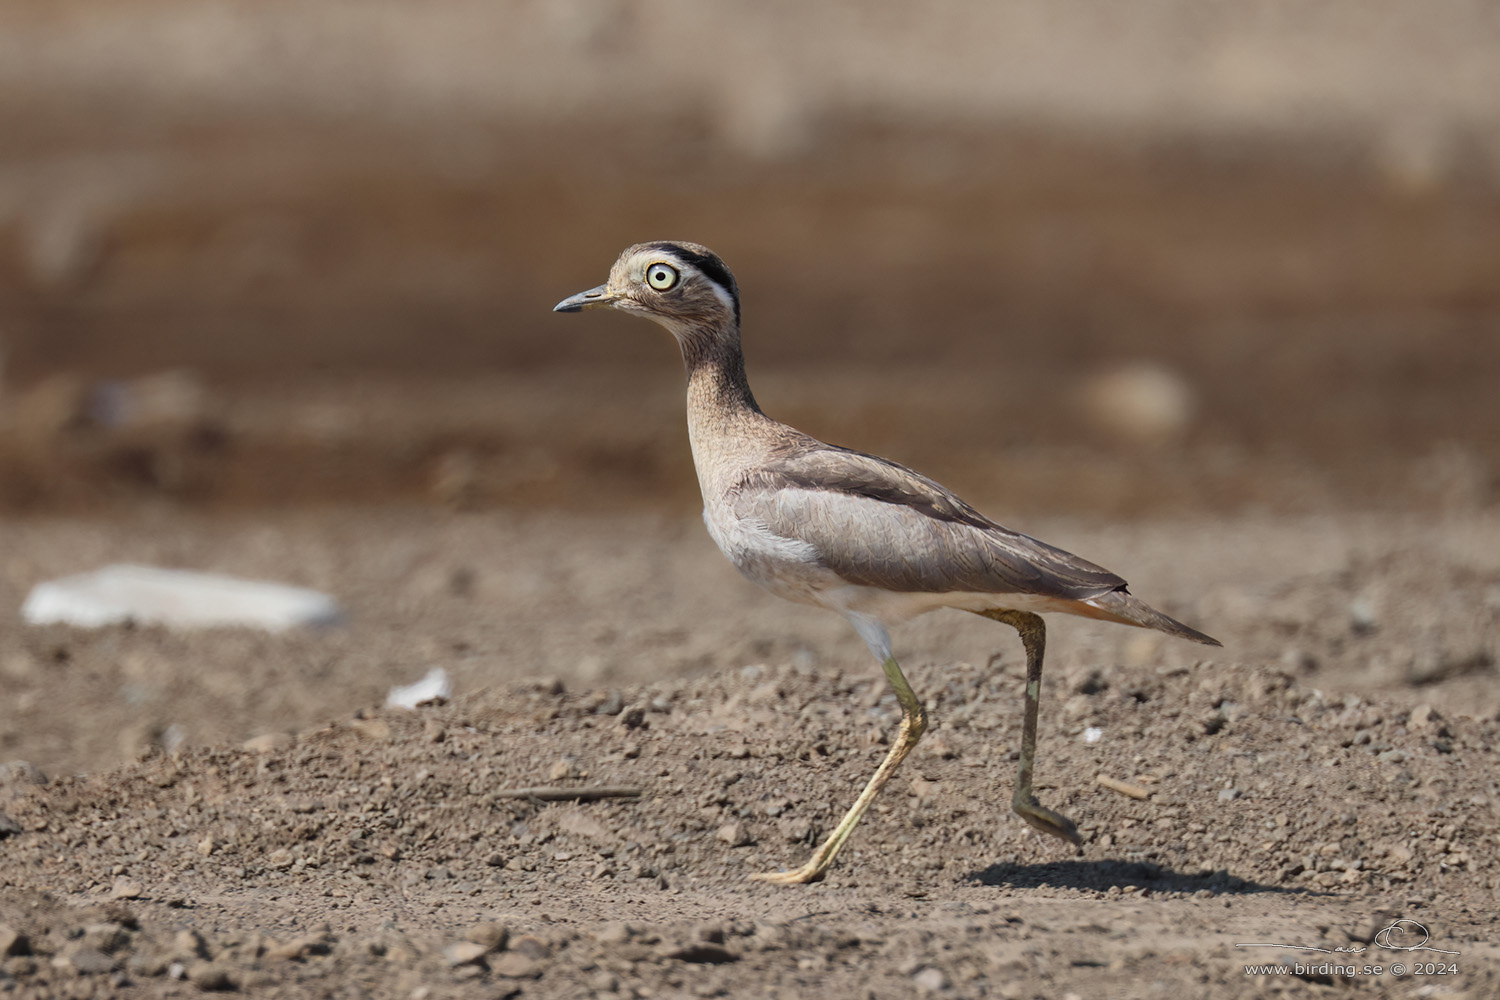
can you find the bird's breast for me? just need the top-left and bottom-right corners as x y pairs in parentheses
(700, 502), (837, 607)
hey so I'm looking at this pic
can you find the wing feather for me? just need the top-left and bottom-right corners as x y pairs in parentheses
(734, 443), (1126, 600)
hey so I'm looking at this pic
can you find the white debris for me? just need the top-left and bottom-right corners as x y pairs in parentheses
(21, 565), (340, 632)
(386, 667), (452, 710)
(1083, 727), (1104, 744)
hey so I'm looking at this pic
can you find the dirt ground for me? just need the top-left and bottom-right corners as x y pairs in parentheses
(1, 501), (1498, 999)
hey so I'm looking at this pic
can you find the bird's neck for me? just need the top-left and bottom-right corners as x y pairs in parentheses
(679, 324), (772, 500)
(679, 325), (762, 419)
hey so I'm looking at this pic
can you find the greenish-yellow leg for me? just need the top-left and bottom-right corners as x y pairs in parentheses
(750, 655), (928, 884)
(977, 609), (1082, 848)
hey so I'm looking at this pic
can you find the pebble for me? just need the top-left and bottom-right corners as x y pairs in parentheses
(510, 935), (552, 960)
(173, 929), (208, 960)
(267, 933), (332, 960)
(661, 942), (737, 964)
(242, 733), (294, 753)
(1349, 597), (1378, 634)
(187, 960), (236, 991)
(488, 952), (543, 978)
(716, 822), (752, 847)
(595, 922), (635, 945)
(1408, 704), (1440, 731)
(56, 946), (116, 975)
(0, 925), (29, 957)
(1062, 695), (1094, 722)
(443, 941), (489, 967)
(110, 876), (144, 899)
(913, 966), (950, 993)
(349, 717), (392, 741)
(82, 922), (129, 953)
(1217, 788), (1241, 801)
(464, 922), (508, 953)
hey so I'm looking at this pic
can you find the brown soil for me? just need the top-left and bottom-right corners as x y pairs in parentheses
(2, 506), (1499, 998)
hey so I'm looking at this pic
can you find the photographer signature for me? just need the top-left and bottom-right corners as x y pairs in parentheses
(1236, 918), (1460, 956)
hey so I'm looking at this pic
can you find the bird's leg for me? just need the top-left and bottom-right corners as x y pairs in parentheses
(977, 609), (1082, 848)
(750, 654), (927, 884)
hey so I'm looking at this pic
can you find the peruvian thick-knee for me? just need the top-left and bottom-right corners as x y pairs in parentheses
(555, 242), (1219, 884)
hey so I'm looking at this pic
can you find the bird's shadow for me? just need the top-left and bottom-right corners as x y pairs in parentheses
(967, 857), (1321, 898)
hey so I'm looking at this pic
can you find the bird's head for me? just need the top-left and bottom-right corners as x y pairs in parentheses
(553, 241), (740, 339)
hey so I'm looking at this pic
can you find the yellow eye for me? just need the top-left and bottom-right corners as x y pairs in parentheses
(646, 263), (678, 291)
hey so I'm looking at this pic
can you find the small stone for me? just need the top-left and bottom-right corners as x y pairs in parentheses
(128, 951), (171, 977)
(173, 929), (208, 961)
(922, 734), (957, 759)
(548, 759), (578, 781)
(110, 876), (143, 899)
(488, 952), (543, 978)
(349, 717), (391, 741)
(443, 941), (489, 967)
(1062, 694), (1093, 722)
(1408, 704), (1439, 731)
(595, 922), (634, 945)
(716, 822), (752, 847)
(59, 946), (116, 975)
(267, 933), (331, 961)
(1217, 788), (1241, 801)
(464, 923), (508, 953)
(0, 925), (29, 956)
(913, 966), (950, 992)
(662, 942), (738, 964)
(82, 923), (129, 953)
(242, 733), (293, 753)
(198, 835), (216, 856)
(187, 960), (236, 991)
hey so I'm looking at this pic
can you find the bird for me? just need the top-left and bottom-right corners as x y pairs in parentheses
(554, 241), (1219, 885)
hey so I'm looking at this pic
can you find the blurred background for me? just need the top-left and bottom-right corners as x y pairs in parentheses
(1, 0), (1496, 520)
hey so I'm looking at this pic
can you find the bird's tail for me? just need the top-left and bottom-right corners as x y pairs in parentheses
(1083, 589), (1221, 646)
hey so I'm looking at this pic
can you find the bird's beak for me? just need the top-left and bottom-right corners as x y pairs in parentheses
(553, 284), (617, 313)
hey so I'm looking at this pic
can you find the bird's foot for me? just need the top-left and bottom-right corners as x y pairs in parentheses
(749, 863), (827, 886)
(1013, 794), (1083, 849)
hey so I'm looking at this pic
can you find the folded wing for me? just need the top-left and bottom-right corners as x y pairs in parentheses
(733, 442), (1127, 600)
